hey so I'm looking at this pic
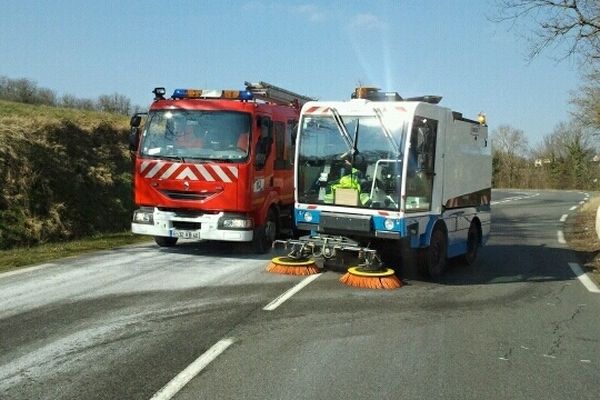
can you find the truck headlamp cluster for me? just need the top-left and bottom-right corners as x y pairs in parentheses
(171, 88), (254, 101)
(133, 209), (154, 224)
(218, 215), (253, 230)
(303, 211), (313, 222)
(384, 218), (395, 230)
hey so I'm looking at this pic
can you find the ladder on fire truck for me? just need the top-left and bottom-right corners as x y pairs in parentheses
(245, 81), (314, 107)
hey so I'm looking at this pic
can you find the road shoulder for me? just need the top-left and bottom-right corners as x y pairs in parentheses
(564, 194), (600, 286)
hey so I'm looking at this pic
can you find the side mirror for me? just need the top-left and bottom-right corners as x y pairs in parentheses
(129, 113), (147, 151)
(130, 115), (142, 128)
(129, 127), (140, 152)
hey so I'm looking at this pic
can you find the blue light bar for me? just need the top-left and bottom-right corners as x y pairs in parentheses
(170, 88), (254, 100)
(172, 89), (187, 99)
(239, 90), (253, 101)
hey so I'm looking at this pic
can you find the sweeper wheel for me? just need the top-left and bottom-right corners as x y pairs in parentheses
(340, 266), (402, 289)
(266, 256), (320, 276)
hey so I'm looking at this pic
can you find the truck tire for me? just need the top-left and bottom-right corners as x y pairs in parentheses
(252, 209), (277, 254)
(421, 226), (447, 278)
(462, 221), (480, 265)
(154, 236), (178, 247)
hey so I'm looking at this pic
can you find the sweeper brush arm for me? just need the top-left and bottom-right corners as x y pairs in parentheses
(273, 234), (384, 271)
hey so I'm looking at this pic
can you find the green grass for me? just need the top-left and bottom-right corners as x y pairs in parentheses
(0, 232), (151, 273)
(0, 99), (128, 127)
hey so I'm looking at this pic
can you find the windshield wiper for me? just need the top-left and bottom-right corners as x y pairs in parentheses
(328, 107), (354, 151)
(151, 154), (186, 162)
(373, 107), (403, 156)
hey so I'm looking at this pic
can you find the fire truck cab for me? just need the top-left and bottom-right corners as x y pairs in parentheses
(129, 82), (312, 252)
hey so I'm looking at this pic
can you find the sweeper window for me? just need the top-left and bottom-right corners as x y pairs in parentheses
(296, 114), (405, 210)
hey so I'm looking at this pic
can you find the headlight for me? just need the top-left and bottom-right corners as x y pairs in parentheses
(384, 218), (395, 230)
(303, 211), (313, 222)
(219, 216), (253, 230)
(133, 210), (153, 224)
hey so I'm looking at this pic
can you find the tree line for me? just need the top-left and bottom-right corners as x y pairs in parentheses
(0, 75), (136, 115)
(492, 0), (600, 190)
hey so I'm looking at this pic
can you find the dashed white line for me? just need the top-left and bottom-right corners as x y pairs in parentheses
(149, 338), (235, 400)
(557, 231), (566, 244)
(263, 273), (322, 311)
(491, 192), (540, 206)
(569, 205), (578, 211)
(559, 214), (568, 223)
(568, 263), (600, 294)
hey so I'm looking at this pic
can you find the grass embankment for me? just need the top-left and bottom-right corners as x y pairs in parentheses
(0, 232), (150, 273)
(564, 195), (600, 286)
(0, 99), (135, 256)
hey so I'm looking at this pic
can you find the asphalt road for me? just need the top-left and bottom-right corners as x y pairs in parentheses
(1, 189), (598, 400)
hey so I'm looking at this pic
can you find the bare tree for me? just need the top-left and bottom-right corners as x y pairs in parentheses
(534, 120), (597, 188)
(494, 0), (600, 65)
(571, 68), (600, 129)
(493, 124), (530, 155)
(96, 93), (131, 115)
(492, 125), (530, 187)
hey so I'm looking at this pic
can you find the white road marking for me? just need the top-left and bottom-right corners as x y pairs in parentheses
(263, 273), (323, 311)
(569, 205), (577, 211)
(557, 231), (566, 244)
(568, 263), (600, 294)
(149, 338), (235, 400)
(491, 192), (540, 206)
(560, 214), (568, 223)
(579, 201), (585, 205)
(0, 263), (56, 279)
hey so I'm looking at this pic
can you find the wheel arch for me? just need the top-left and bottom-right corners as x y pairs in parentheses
(470, 216), (483, 245)
(423, 217), (448, 247)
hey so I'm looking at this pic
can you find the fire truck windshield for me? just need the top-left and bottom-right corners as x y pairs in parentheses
(140, 110), (251, 162)
(297, 114), (406, 210)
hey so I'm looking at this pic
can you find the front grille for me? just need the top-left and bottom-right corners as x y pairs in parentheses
(173, 221), (201, 230)
(320, 212), (372, 233)
(160, 190), (213, 201)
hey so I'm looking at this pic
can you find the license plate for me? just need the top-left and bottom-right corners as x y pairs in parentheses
(174, 230), (201, 239)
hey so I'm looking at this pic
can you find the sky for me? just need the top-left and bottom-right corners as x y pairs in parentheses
(0, 0), (582, 146)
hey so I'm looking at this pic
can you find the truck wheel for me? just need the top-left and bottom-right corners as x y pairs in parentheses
(253, 209), (277, 254)
(422, 226), (447, 278)
(154, 236), (178, 247)
(463, 221), (480, 265)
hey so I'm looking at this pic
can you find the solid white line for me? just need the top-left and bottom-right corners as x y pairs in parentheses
(0, 263), (56, 279)
(557, 231), (566, 244)
(263, 273), (322, 311)
(569, 206), (578, 211)
(568, 263), (600, 294)
(560, 214), (568, 223)
(149, 338), (235, 400)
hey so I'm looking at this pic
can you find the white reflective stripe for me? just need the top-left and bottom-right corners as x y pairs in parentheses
(140, 160), (152, 173)
(211, 165), (231, 183)
(160, 163), (181, 179)
(227, 166), (238, 179)
(176, 167), (198, 180)
(195, 164), (215, 181)
(146, 161), (166, 178)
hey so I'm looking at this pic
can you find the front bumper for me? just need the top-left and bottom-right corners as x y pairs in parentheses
(131, 207), (254, 242)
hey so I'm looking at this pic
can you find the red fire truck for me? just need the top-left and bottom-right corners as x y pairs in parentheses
(129, 82), (313, 252)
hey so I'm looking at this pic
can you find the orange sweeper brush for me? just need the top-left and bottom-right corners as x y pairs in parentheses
(266, 256), (321, 276)
(340, 266), (402, 289)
